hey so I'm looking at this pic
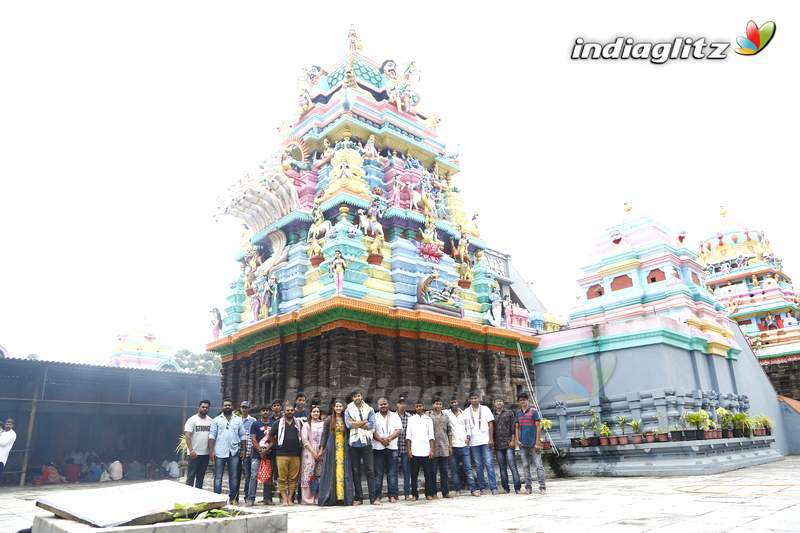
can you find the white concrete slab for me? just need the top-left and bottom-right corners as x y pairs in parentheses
(35, 480), (227, 527)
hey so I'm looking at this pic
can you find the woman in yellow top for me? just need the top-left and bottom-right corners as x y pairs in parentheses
(317, 399), (355, 506)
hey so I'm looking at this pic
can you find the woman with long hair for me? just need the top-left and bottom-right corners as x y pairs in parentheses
(300, 406), (325, 504)
(317, 399), (355, 506)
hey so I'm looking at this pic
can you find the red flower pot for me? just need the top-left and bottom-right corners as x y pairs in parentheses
(618, 436), (629, 445)
(608, 436), (619, 445)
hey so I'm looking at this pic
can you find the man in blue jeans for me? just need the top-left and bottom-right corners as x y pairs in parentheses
(237, 401), (256, 504)
(516, 393), (547, 494)
(208, 398), (247, 503)
(493, 398), (521, 493)
(246, 406), (273, 506)
(446, 399), (478, 496)
(467, 392), (498, 494)
(372, 397), (402, 502)
(394, 397), (412, 500)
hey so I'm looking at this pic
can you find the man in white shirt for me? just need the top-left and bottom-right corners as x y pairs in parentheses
(184, 400), (212, 488)
(372, 397), (402, 503)
(467, 392), (498, 494)
(405, 401), (435, 501)
(108, 460), (123, 481)
(0, 419), (17, 484)
(446, 399), (478, 496)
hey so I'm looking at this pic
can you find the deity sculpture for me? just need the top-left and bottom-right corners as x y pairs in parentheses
(251, 283), (263, 321)
(389, 175), (402, 207)
(298, 88), (312, 116)
(380, 59), (420, 113)
(301, 65), (325, 88)
(312, 138), (335, 169)
(486, 284), (503, 327)
(417, 216), (444, 261)
(751, 274), (760, 288)
(210, 308), (222, 340)
(243, 246), (262, 294)
(331, 249), (347, 295)
(362, 134), (380, 162)
(308, 235), (325, 267)
(357, 207), (384, 238)
(457, 260), (473, 288)
(308, 207), (333, 241)
(366, 233), (385, 264)
(264, 274), (280, 317)
(451, 228), (471, 265)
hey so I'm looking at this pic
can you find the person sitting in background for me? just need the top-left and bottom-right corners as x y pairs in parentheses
(163, 458), (180, 479)
(84, 460), (103, 482)
(108, 459), (123, 481)
(34, 462), (64, 485)
(64, 458), (80, 483)
(126, 458), (145, 480)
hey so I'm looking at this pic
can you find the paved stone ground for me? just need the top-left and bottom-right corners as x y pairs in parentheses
(1, 457), (798, 532)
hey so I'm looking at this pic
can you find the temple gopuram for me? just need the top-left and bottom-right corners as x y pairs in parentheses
(109, 331), (179, 371)
(532, 206), (790, 474)
(699, 208), (800, 399)
(207, 28), (542, 406)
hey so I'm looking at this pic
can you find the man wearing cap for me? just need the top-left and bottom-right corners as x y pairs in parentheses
(238, 401), (257, 505)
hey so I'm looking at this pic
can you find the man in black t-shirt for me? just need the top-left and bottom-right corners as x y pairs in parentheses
(269, 402), (302, 506)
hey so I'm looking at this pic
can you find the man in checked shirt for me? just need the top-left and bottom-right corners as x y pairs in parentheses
(394, 396), (413, 500)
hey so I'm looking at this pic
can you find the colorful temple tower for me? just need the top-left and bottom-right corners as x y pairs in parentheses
(698, 208), (800, 399)
(532, 207), (787, 475)
(109, 331), (179, 371)
(207, 28), (540, 406)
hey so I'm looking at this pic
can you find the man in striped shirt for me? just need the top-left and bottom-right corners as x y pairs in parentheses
(515, 393), (546, 494)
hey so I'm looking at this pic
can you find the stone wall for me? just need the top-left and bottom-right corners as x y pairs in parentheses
(221, 327), (529, 408)
(763, 360), (800, 400)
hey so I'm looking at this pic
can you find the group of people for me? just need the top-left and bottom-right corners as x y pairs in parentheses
(32, 453), (178, 485)
(182, 391), (547, 507)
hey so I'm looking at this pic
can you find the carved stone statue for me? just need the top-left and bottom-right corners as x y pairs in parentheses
(331, 250), (347, 295)
(210, 308), (222, 339)
(362, 134), (380, 162)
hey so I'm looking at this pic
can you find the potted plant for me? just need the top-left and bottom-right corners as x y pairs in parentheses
(684, 411), (707, 440)
(761, 415), (773, 436)
(716, 407), (733, 438)
(645, 424), (657, 443)
(654, 413), (670, 442)
(586, 409), (601, 447)
(704, 419), (718, 439)
(732, 412), (752, 438)
(579, 422), (590, 447)
(541, 418), (553, 449)
(616, 415), (631, 445)
(670, 423), (684, 442)
(599, 423), (611, 446)
(629, 419), (643, 444)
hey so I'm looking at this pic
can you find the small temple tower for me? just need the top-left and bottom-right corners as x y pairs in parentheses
(698, 207), (800, 398)
(208, 28), (540, 405)
(531, 206), (787, 474)
(109, 331), (179, 371)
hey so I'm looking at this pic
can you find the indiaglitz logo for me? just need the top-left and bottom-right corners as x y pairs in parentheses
(734, 20), (776, 55)
(572, 20), (775, 63)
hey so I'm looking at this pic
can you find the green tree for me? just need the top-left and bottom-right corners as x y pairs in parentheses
(174, 349), (222, 375)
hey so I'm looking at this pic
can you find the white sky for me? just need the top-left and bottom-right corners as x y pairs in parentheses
(1, 1), (798, 363)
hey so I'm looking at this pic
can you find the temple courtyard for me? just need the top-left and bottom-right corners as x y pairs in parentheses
(0, 457), (797, 532)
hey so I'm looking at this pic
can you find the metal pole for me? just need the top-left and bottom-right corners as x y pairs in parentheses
(516, 342), (559, 456)
(19, 379), (41, 486)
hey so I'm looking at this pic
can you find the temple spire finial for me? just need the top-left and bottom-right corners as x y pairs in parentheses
(720, 205), (728, 219)
(347, 25), (362, 55)
(623, 201), (632, 214)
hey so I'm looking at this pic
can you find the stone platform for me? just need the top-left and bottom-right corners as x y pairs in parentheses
(560, 436), (781, 476)
(3, 460), (800, 532)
